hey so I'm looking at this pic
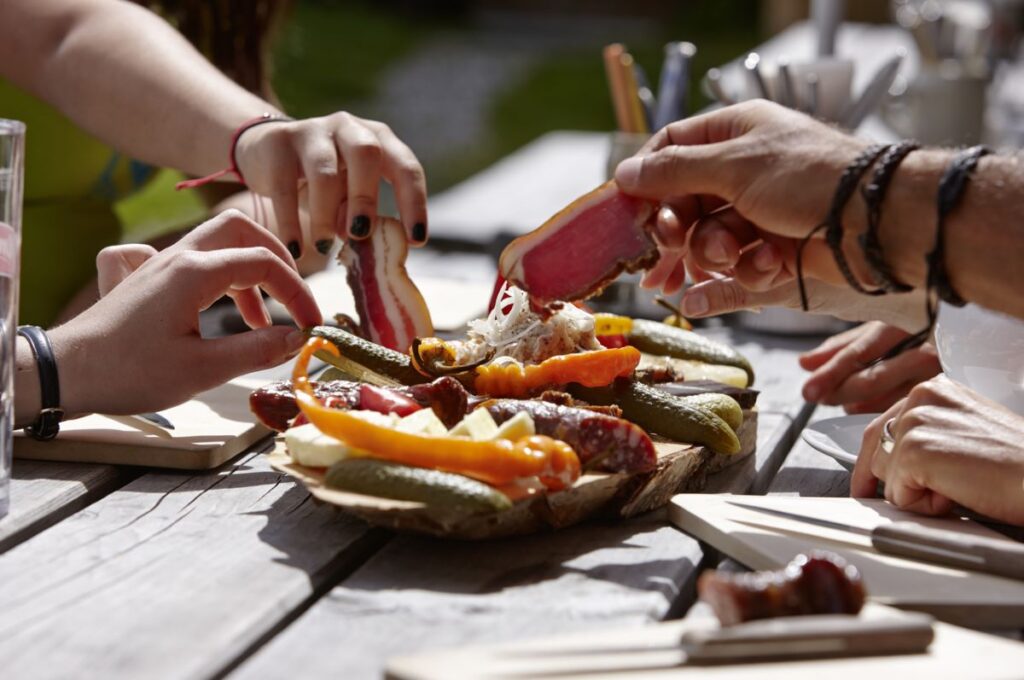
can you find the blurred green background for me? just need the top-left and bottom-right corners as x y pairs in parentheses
(119, 0), (764, 238)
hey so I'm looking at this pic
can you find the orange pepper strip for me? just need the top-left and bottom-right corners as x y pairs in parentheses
(473, 346), (641, 398)
(292, 338), (580, 490)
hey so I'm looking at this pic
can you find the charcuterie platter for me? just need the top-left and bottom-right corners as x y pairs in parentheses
(250, 191), (761, 539)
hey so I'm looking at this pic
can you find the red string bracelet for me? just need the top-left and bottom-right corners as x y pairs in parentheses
(175, 113), (293, 190)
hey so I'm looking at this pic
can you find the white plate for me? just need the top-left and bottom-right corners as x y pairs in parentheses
(801, 414), (881, 470)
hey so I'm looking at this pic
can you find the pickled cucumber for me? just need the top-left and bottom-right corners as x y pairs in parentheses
(310, 326), (426, 386)
(572, 381), (741, 454)
(324, 458), (512, 513)
(673, 392), (743, 431)
(628, 319), (755, 386)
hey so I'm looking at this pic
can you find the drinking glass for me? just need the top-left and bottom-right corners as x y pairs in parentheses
(0, 120), (24, 519)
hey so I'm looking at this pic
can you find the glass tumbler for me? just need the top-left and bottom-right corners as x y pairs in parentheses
(0, 120), (24, 519)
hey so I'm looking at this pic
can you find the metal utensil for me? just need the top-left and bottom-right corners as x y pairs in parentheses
(805, 72), (820, 116)
(654, 41), (696, 128)
(726, 500), (1024, 581)
(840, 52), (903, 129)
(702, 67), (734, 106)
(812, 0), (844, 58)
(743, 52), (770, 99)
(777, 59), (796, 108)
(106, 414), (175, 439)
(504, 613), (935, 663)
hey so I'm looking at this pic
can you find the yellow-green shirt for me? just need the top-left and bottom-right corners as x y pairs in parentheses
(0, 78), (155, 326)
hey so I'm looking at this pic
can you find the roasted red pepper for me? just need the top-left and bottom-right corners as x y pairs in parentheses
(597, 334), (628, 349)
(473, 346), (641, 398)
(358, 384), (422, 417)
(292, 338), (580, 490)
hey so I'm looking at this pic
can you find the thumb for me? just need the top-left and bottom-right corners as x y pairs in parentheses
(197, 326), (306, 385)
(680, 277), (800, 318)
(614, 145), (731, 201)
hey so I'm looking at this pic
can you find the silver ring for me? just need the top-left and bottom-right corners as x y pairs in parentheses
(880, 417), (897, 454)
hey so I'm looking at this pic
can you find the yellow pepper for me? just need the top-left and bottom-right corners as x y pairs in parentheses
(593, 313), (633, 337)
(474, 346), (640, 398)
(292, 338), (580, 490)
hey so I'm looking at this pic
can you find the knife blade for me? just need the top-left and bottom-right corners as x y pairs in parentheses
(726, 500), (1024, 581)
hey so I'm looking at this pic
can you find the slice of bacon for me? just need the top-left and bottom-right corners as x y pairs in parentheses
(499, 181), (658, 305)
(339, 216), (433, 352)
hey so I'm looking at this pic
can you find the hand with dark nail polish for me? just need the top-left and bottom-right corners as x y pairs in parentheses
(287, 241), (301, 259)
(412, 222), (427, 243)
(315, 239), (333, 255)
(350, 215), (371, 239)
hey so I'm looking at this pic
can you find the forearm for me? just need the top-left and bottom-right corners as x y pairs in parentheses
(14, 337), (42, 429)
(843, 150), (1024, 319)
(1, 0), (278, 177)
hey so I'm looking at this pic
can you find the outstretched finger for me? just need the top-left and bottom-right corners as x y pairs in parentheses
(335, 116), (383, 241)
(681, 276), (798, 318)
(799, 323), (878, 371)
(295, 130), (344, 256)
(373, 122), (428, 244)
(184, 247), (321, 329)
(850, 400), (904, 498)
(193, 326), (308, 389)
(177, 209), (298, 270)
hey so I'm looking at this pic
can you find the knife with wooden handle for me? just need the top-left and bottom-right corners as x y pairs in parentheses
(728, 501), (1024, 581)
(682, 613), (934, 662)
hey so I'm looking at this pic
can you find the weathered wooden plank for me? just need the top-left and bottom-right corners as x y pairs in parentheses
(768, 404), (853, 497)
(0, 450), (383, 680)
(229, 329), (820, 680)
(0, 460), (135, 553)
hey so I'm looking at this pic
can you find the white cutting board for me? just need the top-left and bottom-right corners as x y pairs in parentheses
(386, 604), (1024, 680)
(14, 376), (271, 470)
(669, 495), (1024, 628)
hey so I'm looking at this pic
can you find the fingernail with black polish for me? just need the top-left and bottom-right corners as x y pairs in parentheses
(315, 239), (333, 255)
(412, 222), (427, 243)
(287, 241), (301, 259)
(350, 215), (371, 239)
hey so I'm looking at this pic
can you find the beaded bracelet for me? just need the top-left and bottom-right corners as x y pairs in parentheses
(858, 140), (920, 294)
(797, 143), (889, 311)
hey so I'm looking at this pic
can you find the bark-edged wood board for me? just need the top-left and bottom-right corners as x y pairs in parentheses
(669, 494), (1024, 628)
(267, 410), (757, 540)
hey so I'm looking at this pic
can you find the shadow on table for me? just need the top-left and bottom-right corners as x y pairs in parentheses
(769, 466), (851, 496)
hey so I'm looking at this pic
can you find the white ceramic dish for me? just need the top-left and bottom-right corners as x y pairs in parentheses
(801, 413), (881, 470)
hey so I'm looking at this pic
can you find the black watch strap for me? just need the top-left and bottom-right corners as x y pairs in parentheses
(17, 325), (63, 441)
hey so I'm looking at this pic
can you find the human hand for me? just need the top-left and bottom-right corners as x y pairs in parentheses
(52, 209), (322, 417)
(851, 375), (1024, 525)
(234, 112), (427, 259)
(615, 100), (876, 289)
(799, 321), (940, 412)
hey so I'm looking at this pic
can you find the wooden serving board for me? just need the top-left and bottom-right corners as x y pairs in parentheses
(14, 378), (271, 470)
(385, 604), (1024, 679)
(268, 410), (757, 540)
(669, 495), (1024, 629)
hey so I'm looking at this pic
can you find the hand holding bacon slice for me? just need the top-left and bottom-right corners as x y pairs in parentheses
(499, 180), (659, 305)
(339, 216), (433, 352)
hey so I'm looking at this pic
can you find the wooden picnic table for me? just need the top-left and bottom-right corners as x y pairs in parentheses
(0, 22), (964, 679)
(0, 126), (834, 678)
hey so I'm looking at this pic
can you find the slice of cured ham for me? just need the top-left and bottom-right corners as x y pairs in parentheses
(499, 181), (658, 305)
(339, 217), (434, 352)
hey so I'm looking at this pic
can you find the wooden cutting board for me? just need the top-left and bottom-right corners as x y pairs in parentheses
(14, 377), (270, 470)
(385, 604), (1024, 679)
(669, 495), (1024, 628)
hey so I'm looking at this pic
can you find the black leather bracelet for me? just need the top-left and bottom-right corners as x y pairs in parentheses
(17, 325), (63, 441)
(872, 145), (993, 365)
(796, 143), (889, 311)
(859, 141), (920, 294)
(927, 145), (990, 307)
